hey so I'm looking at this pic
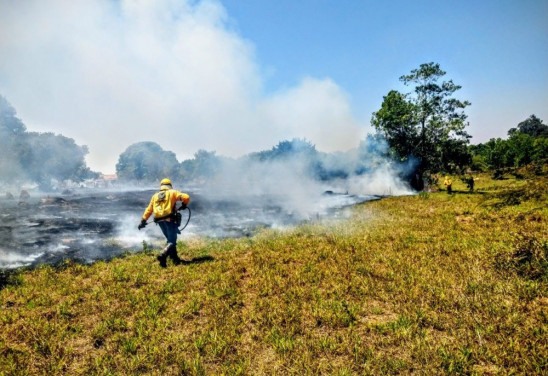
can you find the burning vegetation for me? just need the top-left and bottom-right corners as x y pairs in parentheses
(0, 173), (546, 374)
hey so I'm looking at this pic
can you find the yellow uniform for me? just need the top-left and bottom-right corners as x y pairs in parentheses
(139, 178), (190, 267)
(443, 176), (453, 193)
(142, 185), (190, 222)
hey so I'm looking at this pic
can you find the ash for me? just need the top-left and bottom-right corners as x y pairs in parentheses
(0, 189), (377, 269)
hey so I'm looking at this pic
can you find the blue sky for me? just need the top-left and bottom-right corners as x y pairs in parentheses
(222, 0), (548, 135)
(0, 0), (546, 173)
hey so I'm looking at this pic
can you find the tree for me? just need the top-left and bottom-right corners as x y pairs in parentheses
(508, 115), (548, 138)
(0, 95), (96, 188)
(475, 138), (510, 170)
(372, 62), (471, 189)
(0, 96), (27, 182)
(23, 132), (93, 189)
(369, 90), (417, 161)
(249, 138), (317, 162)
(471, 115), (548, 173)
(179, 150), (222, 182)
(116, 142), (179, 181)
(0, 95), (26, 136)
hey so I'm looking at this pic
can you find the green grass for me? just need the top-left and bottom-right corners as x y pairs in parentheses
(1, 173), (547, 375)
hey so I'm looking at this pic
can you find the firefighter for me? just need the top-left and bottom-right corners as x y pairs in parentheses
(139, 178), (190, 267)
(465, 175), (475, 192)
(443, 176), (453, 194)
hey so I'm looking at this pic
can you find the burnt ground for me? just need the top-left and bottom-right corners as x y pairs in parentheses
(0, 189), (377, 269)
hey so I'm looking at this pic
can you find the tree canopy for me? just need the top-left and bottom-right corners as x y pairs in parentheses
(470, 114), (547, 173)
(116, 142), (180, 182)
(248, 138), (317, 162)
(508, 115), (548, 138)
(371, 62), (472, 189)
(179, 150), (223, 182)
(0, 95), (96, 189)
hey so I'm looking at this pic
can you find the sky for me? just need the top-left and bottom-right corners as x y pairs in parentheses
(0, 0), (546, 174)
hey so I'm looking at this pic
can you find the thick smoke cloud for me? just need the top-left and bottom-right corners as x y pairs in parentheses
(0, 0), (364, 173)
(180, 136), (413, 220)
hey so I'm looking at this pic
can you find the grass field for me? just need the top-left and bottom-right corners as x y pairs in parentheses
(1, 173), (546, 375)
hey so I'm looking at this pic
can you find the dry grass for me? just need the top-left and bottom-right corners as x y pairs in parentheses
(1, 173), (546, 375)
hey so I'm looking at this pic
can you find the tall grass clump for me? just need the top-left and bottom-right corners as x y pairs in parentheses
(1, 173), (546, 375)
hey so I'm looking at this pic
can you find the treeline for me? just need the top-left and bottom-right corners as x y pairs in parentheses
(115, 136), (399, 184)
(115, 112), (547, 188)
(0, 96), (97, 190)
(470, 115), (548, 174)
(2, 70), (547, 192)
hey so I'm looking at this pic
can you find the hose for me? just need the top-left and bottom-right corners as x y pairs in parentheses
(178, 206), (191, 232)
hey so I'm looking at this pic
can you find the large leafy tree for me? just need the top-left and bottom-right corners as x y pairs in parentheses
(116, 142), (180, 182)
(508, 114), (548, 138)
(1, 95), (95, 188)
(179, 149), (222, 182)
(371, 62), (471, 189)
(23, 132), (93, 189)
(0, 96), (27, 181)
(249, 138), (317, 162)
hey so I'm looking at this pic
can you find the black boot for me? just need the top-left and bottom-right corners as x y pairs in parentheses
(157, 244), (171, 268)
(167, 243), (182, 265)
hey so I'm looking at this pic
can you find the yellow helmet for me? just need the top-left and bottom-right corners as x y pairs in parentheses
(160, 178), (172, 186)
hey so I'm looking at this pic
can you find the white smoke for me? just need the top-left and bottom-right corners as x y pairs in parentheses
(346, 167), (413, 196)
(202, 157), (325, 219)
(195, 135), (413, 220)
(0, 247), (44, 270)
(0, 0), (364, 174)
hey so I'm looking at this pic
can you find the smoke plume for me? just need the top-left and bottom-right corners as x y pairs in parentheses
(0, 0), (364, 173)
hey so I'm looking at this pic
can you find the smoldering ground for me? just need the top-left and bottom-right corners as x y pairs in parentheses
(0, 187), (380, 270)
(0, 138), (414, 270)
(0, 173), (412, 269)
(0, 1), (415, 271)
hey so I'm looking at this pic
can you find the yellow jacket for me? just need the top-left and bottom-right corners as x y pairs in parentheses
(142, 185), (190, 222)
(443, 177), (452, 186)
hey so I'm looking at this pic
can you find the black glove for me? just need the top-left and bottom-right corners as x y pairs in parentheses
(180, 203), (187, 210)
(138, 219), (147, 230)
